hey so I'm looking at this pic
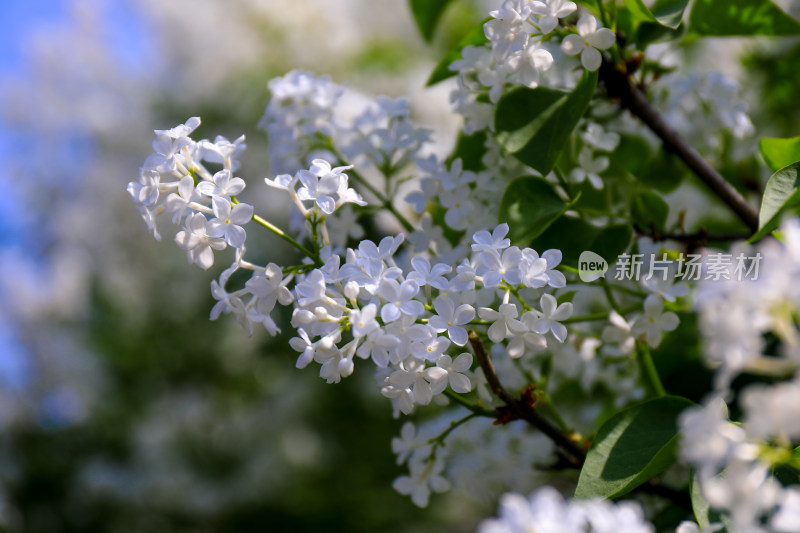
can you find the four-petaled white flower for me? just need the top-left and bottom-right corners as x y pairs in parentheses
(391, 422), (432, 466)
(206, 197), (254, 249)
(570, 148), (609, 189)
(479, 303), (528, 343)
(127, 169), (161, 207)
(602, 310), (636, 355)
(561, 15), (615, 72)
(350, 303), (380, 339)
(175, 212), (226, 270)
(392, 456), (450, 508)
(428, 296), (476, 346)
(196, 169), (246, 200)
(632, 294), (679, 347)
(379, 279), (424, 323)
(430, 353), (473, 394)
(532, 0), (577, 34)
(407, 257), (451, 290)
(532, 293), (572, 343)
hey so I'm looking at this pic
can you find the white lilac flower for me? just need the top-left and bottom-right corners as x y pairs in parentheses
(385, 358), (441, 407)
(409, 326), (452, 362)
(378, 279), (424, 323)
(741, 379), (800, 441)
(570, 148), (608, 189)
(198, 134), (246, 170)
(174, 212), (226, 270)
(391, 422), (432, 466)
(640, 275), (690, 303)
(479, 303), (527, 343)
(294, 269), (329, 308)
(632, 294), (679, 347)
(532, 293), (572, 342)
(247, 264), (293, 311)
(582, 122), (620, 152)
(472, 223), (511, 255)
(290, 328), (315, 369)
(431, 353), (473, 394)
(165, 175), (201, 224)
(355, 328), (400, 368)
(507, 42), (554, 89)
(144, 128), (194, 173)
(155, 116), (201, 139)
(315, 343), (353, 384)
(478, 487), (654, 533)
(679, 397), (753, 472)
(210, 267), (247, 330)
(485, 0), (533, 60)
(772, 488), (800, 533)
(521, 249), (567, 288)
(392, 456), (450, 507)
(428, 295), (476, 346)
(407, 257), (451, 290)
(601, 311), (635, 355)
(449, 44), (492, 78)
(440, 185), (476, 229)
(205, 197), (253, 249)
(127, 169), (161, 207)
(532, 0), (577, 34)
(480, 246), (523, 287)
(506, 311), (548, 358)
(133, 204), (162, 241)
(195, 169), (246, 200)
(296, 159), (353, 215)
(349, 303), (380, 339)
(561, 15), (615, 72)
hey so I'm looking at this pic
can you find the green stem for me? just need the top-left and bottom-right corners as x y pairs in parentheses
(596, 0), (610, 29)
(562, 303), (640, 324)
(636, 340), (666, 398)
(553, 165), (575, 202)
(254, 213), (321, 265)
(599, 278), (621, 312)
(328, 148), (416, 233)
(230, 196), (320, 262)
(429, 413), (479, 452)
(443, 389), (498, 418)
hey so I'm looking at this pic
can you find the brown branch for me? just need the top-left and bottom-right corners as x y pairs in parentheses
(469, 331), (586, 463)
(468, 330), (693, 510)
(600, 62), (759, 232)
(634, 224), (750, 246)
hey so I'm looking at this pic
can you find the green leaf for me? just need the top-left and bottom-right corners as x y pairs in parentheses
(529, 217), (632, 266)
(495, 70), (598, 175)
(636, 148), (688, 193)
(689, 0), (800, 36)
(624, 0), (689, 29)
(409, 0), (455, 42)
(574, 396), (693, 500)
(499, 178), (576, 244)
(691, 471), (729, 532)
(426, 21), (488, 86)
(631, 192), (669, 233)
(557, 290), (578, 305)
(759, 136), (800, 173)
(447, 130), (487, 172)
(751, 161), (800, 241)
(634, 20), (686, 47)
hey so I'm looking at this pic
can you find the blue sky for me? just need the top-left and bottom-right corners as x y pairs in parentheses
(0, 0), (147, 400)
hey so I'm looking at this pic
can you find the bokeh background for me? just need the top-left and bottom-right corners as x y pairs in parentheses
(0, 1), (484, 531)
(3, 1), (800, 532)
